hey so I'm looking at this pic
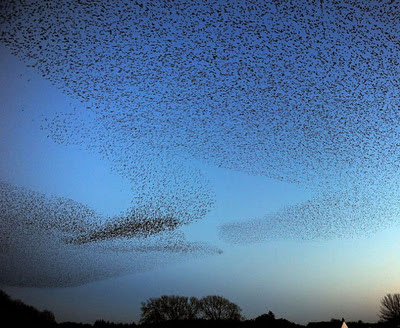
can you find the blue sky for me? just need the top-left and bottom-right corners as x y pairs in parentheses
(1, 0), (400, 325)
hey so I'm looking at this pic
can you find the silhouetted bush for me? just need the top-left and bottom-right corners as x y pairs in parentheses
(254, 310), (276, 323)
(140, 319), (246, 328)
(251, 311), (303, 328)
(58, 322), (93, 328)
(94, 319), (136, 327)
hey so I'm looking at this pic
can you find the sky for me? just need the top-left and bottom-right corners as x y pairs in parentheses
(1, 0), (400, 325)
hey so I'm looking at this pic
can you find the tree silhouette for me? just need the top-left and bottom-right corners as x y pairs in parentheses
(197, 295), (242, 321)
(140, 295), (199, 324)
(379, 293), (400, 325)
(0, 289), (56, 327)
(139, 295), (243, 323)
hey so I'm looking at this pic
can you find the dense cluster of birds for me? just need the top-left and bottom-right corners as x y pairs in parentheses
(1, 0), (400, 285)
(0, 181), (221, 287)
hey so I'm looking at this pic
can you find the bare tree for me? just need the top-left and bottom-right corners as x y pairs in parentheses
(197, 295), (242, 320)
(140, 295), (199, 324)
(379, 293), (400, 324)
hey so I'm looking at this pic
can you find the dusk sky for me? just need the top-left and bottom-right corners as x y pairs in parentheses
(1, 0), (400, 325)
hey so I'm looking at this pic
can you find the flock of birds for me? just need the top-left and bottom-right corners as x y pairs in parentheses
(0, 181), (221, 287)
(221, 185), (400, 243)
(1, 0), (400, 286)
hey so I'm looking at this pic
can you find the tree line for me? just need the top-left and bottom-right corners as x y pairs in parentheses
(1, 289), (399, 327)
(140, 295), (242, 323)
